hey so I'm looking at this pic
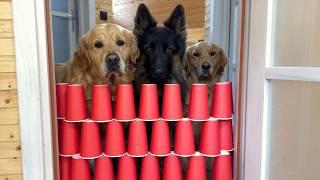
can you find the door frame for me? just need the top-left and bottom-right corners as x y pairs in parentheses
(12, 0), (57, 179)
(240, 0), (320, 180)
(12, 0), (248, 179)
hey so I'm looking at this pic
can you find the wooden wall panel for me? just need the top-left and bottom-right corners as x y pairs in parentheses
(0, 158), (22, 175)
(0, 142), (21, 158)
(0, 73), (17, 90)
(0, 175), (22, 180)
(0, 125), (20, 142)
(0, 108), (19, 125)
(0, 0), (22, 178)
(96, 0), (113, 24)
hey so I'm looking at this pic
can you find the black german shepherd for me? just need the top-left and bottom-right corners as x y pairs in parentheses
(133, 3), (189, 114)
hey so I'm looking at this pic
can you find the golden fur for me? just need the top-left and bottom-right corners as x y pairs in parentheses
(55, 23), (140, 111)
(184, 41), (228, 109)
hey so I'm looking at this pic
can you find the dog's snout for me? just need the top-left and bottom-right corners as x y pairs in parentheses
(155, 69), (164, 76)
(201, 62), (211, 70)
(106, 53), (120, 64)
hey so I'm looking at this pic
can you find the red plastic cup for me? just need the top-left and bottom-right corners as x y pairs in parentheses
(118, 156), (137, 180)
(56, 83), (68, 119)
(59, 121), (80, 155)
(139, 84), (160, 120)
(127, 121), (149, 157)
(80, 121), (102, 158)
(91, 85), (113, 121)
(94, 156), (114, 180)
(212, 152), (232, 180)
(174, 121), (195, 156)
(70, 157), (91, 180)
(162, 84), (183, 120)
(150, 120), (171, 156)
(186, 154), (206, 180)
(104, 121), (126, 156)
(220, 120), (233, 151)
(163, 155), (183, 180)
(199, 121), (220, 156)
(188, 84), (209, 120)
(115, 84), (136, 121)
(59, 156), (71, 180)
(211, 82), (233, 118)
(65, 84), (88, 121)
(140, 155), (160, 180)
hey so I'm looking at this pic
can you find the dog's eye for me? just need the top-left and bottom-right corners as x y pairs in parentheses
(210, 52), (216, 56)
(94, 41), (103, 48)
(193, 52), (200, 57)
(116, 40), (125, 46)
(167, 47), (174, 54)
(145, 46), (152, 52)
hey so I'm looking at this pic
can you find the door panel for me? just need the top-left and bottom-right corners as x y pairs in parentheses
(271, 0), (320, 67)
(267, 80), (320, 180)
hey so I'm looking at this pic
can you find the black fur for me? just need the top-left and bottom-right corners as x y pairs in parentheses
(133, 3), (188, 113)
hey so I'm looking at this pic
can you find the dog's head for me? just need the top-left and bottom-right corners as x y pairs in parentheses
(133, 4), (186, 82)
(185, 42), (228, 81)
(73, 23), (139, 82)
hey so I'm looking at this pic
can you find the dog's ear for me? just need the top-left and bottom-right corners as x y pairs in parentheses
(164, 4), (186, 40)
(215, 47), (228, 76)
(127, 32), (140, 64)
(134, 4), (157, 36)
(73, 35), (92, 69)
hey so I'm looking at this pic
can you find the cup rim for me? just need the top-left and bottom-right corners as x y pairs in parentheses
(215, 81), (231, 85)
(56, 83), (69, 85)
(67, 84), (83, 87)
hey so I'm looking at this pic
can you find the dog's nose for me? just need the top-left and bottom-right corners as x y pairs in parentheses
(155, 69), (164, 76)
(106, 54), (120, 64)
(201, 62), (211, 70)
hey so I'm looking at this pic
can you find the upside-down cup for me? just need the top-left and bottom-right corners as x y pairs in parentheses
(186, 153), (206, 180)
(199, 121), (220, 156)
(212, 152), (233, 180)
(94, 156), (114, 180)
(65, 84), (88, 121)
(140, 155), (160, 180)
(80, 121), (102, 158)
(174, 121), (195, 156)
(163, 155), (183, 180)
(220, 120), (233, 151)
(70, 157), (91, 180)
(150, 120), (171, 156)
(162, 84), (183, 120)
(118, 156), (137, 180)
(59, 121), (80, 156)
(104, 121), (126, 156)
(188, 84), (209, 120)
(211, 82), (233, 118)
(115, 84), (136, 121)
(127, 121), (149, 157)
(56, 83), (68, 119)
(139, 84), (160, 120)
(59, 156), (71, 180)
(91, 85), (113, 121)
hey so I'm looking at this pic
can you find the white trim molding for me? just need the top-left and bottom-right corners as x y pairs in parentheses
(265, 67), (320, 82)
(12, 0), (54, 180)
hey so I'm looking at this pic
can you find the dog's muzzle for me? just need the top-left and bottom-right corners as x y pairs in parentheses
(201, 62), (211, 75)
(106, 53), (120, 71)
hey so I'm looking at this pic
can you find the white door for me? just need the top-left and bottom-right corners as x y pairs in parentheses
(242, 0), (320, 180)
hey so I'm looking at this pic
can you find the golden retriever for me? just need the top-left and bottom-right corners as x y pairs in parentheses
(183, 41), (228, 178)
(184, 41), (228, 112)
(55, 23), (139, 112)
